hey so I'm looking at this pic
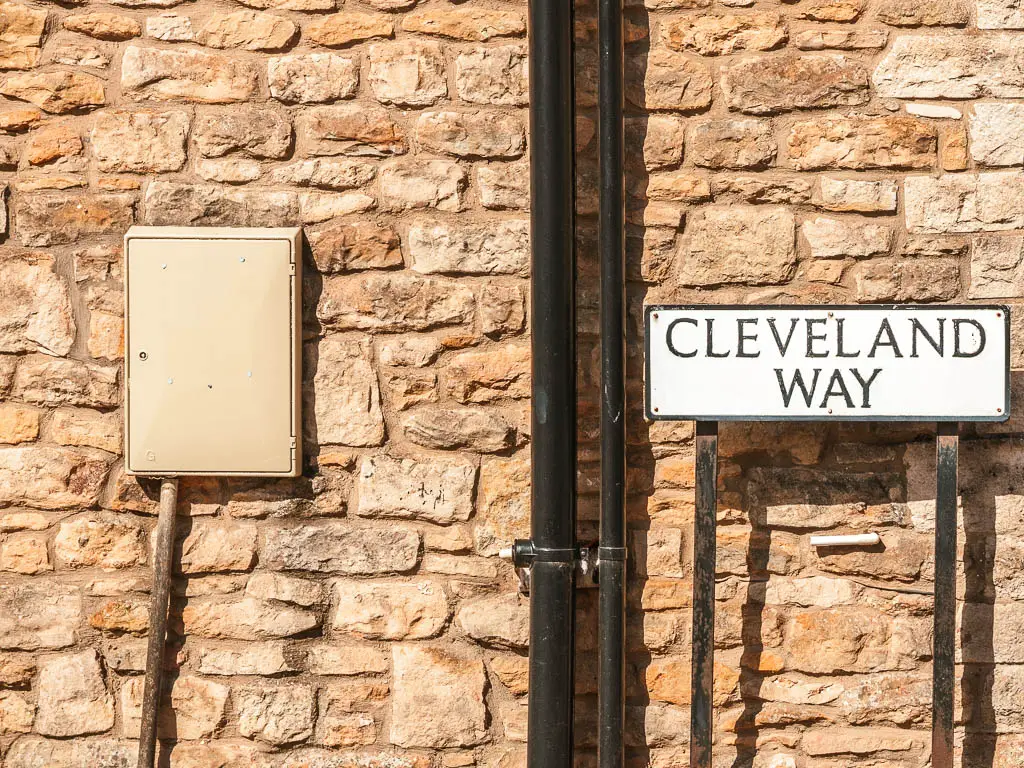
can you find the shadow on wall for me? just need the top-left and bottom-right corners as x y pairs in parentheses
(564, 1), (1011, 751)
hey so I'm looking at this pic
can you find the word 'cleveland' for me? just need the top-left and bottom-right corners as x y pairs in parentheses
(664, 316), (987, 409)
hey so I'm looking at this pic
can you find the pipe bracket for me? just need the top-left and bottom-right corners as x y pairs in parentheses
(511, 539), (584, 567)
(597, 546), (627, 561)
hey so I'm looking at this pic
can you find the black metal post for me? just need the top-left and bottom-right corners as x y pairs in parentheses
(933, 422), (958, 768)
(690, 422), (718, 768)
(596, 0), (626, 763)
(525, 0), (577, 761)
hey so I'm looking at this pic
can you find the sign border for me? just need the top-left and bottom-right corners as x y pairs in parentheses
(644, 303), (1011, 423)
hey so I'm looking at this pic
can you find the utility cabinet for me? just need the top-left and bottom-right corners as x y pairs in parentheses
(124, 226), (302, 477)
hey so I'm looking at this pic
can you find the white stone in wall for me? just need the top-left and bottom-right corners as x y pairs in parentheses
(970, 234), (1024, 298)
(35, 650), (114, 737)
(875, 35), (1024, 98)
(905, 102), (961, 119)
(978, 0), (1024, 28)
(969, 103), (1024, 166)
(905, 171), (1024, 233)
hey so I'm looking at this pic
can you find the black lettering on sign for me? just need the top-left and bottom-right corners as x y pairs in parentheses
(835, 318), (861, 358)
(850, 368), (882, 408)
(869, 319), (903, 358)
(775, 368), (821, 407)
(806, 318), (829, 358)
(820, 369), (854, 408)
(768, 318), (799, 356)
(953, 319), (986, 358)
(737, 318), (760, 358)
(776, 368), (883, 409)
(910, 318), (944, 358)
(707, 319), (730, 358)
(665, 318), (698, 358)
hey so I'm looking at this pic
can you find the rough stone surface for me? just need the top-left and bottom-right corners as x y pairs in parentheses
(269, 53), (359, 103)
(235, 685), (316, 745)
(679, 206), (797, 286)
(306, 336), (384, 446)
(15, 192), (134, 246)
(722, 53), (869, 114)
(13, 355), (118, 407)
(402, 8), (524, 41)
(379, 158), (467, 211)
(897, 0), (969, 25)
(121, 45), (258, 102)
(0, 3), (47, 69)
(626, 47), (712, 111)
(182, 597), (320, 640)
(813, 177), (898, 212)
(905, 172), (1024, 233)
(356, 455), (476, 523)
(0, 257), (75, 356)
(415, 111), (525, 158)
(0, 71), (105, 114)
(121, 675), (229, 739)
(196, 11), (296, 51)
(0, 583), (81, 650)
(300, 104), (407, 156)
(330, 579), (448, 639)
(409, 219), (528, 275)
(402, 406), (517, 452)
(193, 109), (291, 159)
(661, 12), (787, 55)
(969, 103), (1024, 166)
(0, 448), (109, 510)
(90, 109), (188, 172)
(318, 273), (475, 332)
(786, 115), (936, 169)
(35, 650), (114, 737)
(144, 181), (297, 226)
(4, 738), (135, 768)
(874, 35), (1024, 98)
(970, 234), (1024, 297)
(802, 217), (893, 259)
(456, 45), (528, 106)
(177, 520), (258, 574)
(262, 523), (420, 574)
(368, 40), (447, 107)
(64, 12), (141, 41)
(390, 645), (488, 747)
(688, 118), (775, 169)
(55, 513), (146, 568)
(457, 593), (529, 649)
(307, 12), (393, 48)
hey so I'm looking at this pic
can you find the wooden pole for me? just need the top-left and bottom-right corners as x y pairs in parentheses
(137, 477), (179, 768)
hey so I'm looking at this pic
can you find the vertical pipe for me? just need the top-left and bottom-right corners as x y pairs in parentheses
(933, 423), (958, 768)
(596, 0), (626, 758)
(137, 477), (179, 768)
(690, 422), (718, 768)
(526, 0), (576, 761)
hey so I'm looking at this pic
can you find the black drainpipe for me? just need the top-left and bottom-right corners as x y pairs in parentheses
(514, 0), (577, 764)
(597, 0), (626, 758)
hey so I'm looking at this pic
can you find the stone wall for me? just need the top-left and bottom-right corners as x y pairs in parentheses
(0, 0), (1023, 765)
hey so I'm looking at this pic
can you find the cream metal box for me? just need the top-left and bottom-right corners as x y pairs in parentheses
(124, 227), (302, 477)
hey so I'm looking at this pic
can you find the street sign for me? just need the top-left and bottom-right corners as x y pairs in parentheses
(646, 305), (1010, 422)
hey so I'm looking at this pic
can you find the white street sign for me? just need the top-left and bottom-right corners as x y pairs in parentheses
(646, 305), (1010, 422)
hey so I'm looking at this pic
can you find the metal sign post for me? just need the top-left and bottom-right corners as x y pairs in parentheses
(644, 305), (1010, 768)
(933, 422), (959, 768)
(690, 421), (718, 768)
